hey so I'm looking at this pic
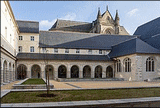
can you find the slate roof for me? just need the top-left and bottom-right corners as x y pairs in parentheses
(16, 20), (39, 33)
(133, 17), (160, 40)
(143, 34), (160, 50)
(49, 19), (92, 32)
(40, 32), (135, 50)
(39, 31), (100, 47)
(17, 53), (111, 61)
(109, 37), (160, 58)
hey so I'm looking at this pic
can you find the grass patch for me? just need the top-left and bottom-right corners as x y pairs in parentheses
(1, 88), (160, 103)
(21, 78), (45, 85)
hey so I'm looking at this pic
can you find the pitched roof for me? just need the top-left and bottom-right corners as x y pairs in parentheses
(17, 53), (111, 61)
(49, 19), (92, 32)
(133, 17), (160, 40)
(39, 31), (100, 47)
(40, 32), (135, 50)
(143, 34), (160, 50)
(109, 38), (160, 58)
(16, 20), (39, 33)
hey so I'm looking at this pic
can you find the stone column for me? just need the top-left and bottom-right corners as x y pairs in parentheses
(27, 64), (31, 78)
(67, 65), (71, 78)
(102, 66), (106, 78)
(41, 64), (45, 79)
(54, 65), (58, 79)
(1, 65), (3, 84)
(79, 66), (83, 78)
(6, 62), (9, 83)
(91, 66), (95, 78)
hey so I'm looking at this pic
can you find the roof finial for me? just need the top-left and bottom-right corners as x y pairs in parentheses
(107, 5), (108, 11)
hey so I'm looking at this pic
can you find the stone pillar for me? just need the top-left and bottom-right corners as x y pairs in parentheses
(6, 62), (9, 83)
(1, 66), (3, 84)
(113, 65), (115, 78)
(67, 66), (71, 78)
(79, 66), (83, 78)
(91, 66), (95, 78)
(27, 64), (31, 78)
(41, 64), (45, 79)
(102, 66), (106, 78)
(54, 65), (58, 79)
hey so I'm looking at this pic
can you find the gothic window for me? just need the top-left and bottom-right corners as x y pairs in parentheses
(116, 59), (121, 72)
(146, 57), (154, 72)
(124, 58), (131, 72)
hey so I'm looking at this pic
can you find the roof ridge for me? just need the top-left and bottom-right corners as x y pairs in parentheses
(57, 19), (91, 24)
(16, 20), (39, 23)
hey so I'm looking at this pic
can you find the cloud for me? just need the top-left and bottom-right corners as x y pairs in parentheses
(127, 8), (139, 17)
(40, 13), (76, 30)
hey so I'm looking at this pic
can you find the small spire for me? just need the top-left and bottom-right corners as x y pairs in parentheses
(106, 5), (108, 11)
(97, 7), (102, 18)
(115, 10), (120, 25)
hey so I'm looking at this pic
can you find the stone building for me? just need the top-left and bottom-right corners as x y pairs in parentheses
(1, 1), (160, 85)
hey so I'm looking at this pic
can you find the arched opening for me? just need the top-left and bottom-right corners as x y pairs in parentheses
(124, 58), (131, 72)
(95, 65), (102, 78)
(58, 65), (67, 78)
(83, 65), (91, 78)
(71, 65), (79, 78)
(17, 64), (27, 79)
(3, 61), (7, 82)
(31, 64), (41, 78)
(9, 63), (11, 81)
(106, 66), (113, 78)
(45, 65), (54, 79)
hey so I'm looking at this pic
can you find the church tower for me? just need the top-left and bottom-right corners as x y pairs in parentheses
(90, 6), (129, 35)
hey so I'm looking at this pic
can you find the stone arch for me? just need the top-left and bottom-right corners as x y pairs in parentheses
(3, 60), (7, 82)
(95, 65), (102, 78)
(17, 64), (27, 79)
(31, 64), (41, 78)
(106, 66), (113, 78)
(83, 65), (91, 78)
(71, 65), (79, 78)
(103, 28), (115, 34)
(58, 65), (67, 78)
(45, 65), (54, 79)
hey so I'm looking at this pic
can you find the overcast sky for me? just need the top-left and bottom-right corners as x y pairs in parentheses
(10, 1), (160, 35)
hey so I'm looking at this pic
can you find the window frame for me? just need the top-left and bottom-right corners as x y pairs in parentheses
(65, 49), (69, 53)
(99, 50), (102, 54)
(54, 48), (58, 53)
(76, 49), (80, 53)
(116, 59), (121, 72)
(30, 36), (34, 41)
(30, 46), (34, 52)
(146, 57), (154, 72)
(19, 36), (23, 40)
(18, 46), (22, 52)
(124, 58), (131, 72)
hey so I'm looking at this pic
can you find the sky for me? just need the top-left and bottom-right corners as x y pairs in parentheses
(9, 1), (160, 35)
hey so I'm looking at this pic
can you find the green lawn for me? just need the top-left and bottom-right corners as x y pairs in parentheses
(21, 78), (46, 85)
(1, 88), (160, 103)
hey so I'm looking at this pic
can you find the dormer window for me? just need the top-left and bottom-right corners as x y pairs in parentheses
(99, 50), (102, 54)
(54, 48), (58, 53)
(19, 36), (23, 40)
(30, 36), (34, 41)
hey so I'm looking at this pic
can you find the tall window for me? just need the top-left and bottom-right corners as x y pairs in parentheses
(54, 48), (58, 53)
(30, 46), (34, 52)
(146, 57), (154, 72)
(18, 46), (22, 52)
(124, 58), (131, 72)
(30, 36), (34, 41)
(76, 49), (80, 53)
(116, 59), (121, 72)
(19, 36), (23, 40)
(65, 49), (69, 53)
(88, 49), (92, 54)
(99, 50), (102, 54)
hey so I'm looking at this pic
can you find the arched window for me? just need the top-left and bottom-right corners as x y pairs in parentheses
(124, 58), (131, 72)
(116, 59), (121, 72)
(146, 57), (154, 72)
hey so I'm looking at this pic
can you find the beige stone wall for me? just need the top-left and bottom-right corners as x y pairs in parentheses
(18, 33), (39, 53)
(115, 54), (160, 81)
(40, 47), (110, 55)
(17, 60), (114, 79)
